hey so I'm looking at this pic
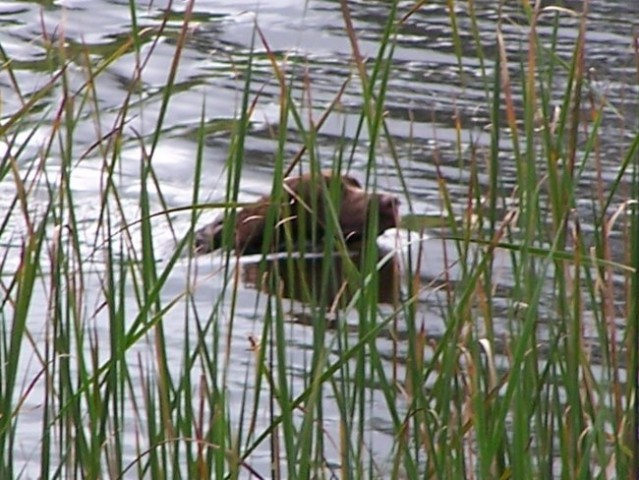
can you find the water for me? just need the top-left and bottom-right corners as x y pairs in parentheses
(0, 0), (636, 477)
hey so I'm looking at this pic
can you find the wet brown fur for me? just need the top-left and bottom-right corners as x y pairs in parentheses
(195, 171), (399, 255)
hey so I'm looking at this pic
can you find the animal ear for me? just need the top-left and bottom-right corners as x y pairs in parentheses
(380, 195), (400, 210)
(342, 174), (362, 189)
(283, 176), (300, 191)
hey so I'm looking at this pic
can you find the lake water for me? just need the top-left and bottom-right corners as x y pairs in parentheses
(0, 0), (637, 477)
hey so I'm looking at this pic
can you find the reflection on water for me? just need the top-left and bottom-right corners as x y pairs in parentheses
(241, 249), (400, 309)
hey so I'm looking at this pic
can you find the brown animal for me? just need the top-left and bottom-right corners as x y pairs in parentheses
(194, 171), (399, 255)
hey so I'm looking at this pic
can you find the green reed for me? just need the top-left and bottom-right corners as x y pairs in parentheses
(0, 0), (637, 479)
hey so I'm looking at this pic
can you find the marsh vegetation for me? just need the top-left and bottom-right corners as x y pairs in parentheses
(0, 0), (637, 478)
